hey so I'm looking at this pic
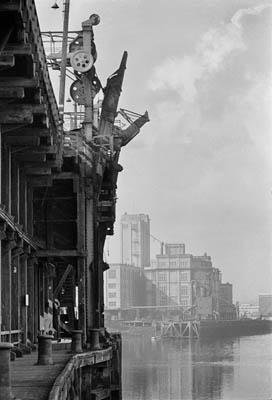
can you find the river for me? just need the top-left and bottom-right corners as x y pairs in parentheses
(122, 333), (272, 400)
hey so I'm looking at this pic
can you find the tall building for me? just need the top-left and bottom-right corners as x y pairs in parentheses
(259, 294), (272, 317)
(144, 243), (221, 319)
(120, 213), (150, 268)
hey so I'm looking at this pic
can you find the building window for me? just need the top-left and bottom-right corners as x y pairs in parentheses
(108, 283), (116, 289)
(158, 272), (167, 281)
(180, 285), (188, 296)
(170, 260), (177, 268)
(108, 270), (116, 279)
(108, 292), (116, 298)
(180, 272), (188, 281)
(180, 299), (188, 306)
(159, 296), (168, 306)
(109, 302), (116, 307)
(159, 284), (168, 294)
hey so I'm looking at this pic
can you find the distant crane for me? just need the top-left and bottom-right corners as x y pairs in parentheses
(150, 233), (164, 255)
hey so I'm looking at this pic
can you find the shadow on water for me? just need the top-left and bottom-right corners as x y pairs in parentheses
(122, 333), (272, 400)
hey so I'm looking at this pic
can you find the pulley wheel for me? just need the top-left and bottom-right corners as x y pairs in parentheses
(70, 50), (93, 73)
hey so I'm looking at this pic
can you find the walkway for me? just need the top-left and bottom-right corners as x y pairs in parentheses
(11, 349), (71, 400)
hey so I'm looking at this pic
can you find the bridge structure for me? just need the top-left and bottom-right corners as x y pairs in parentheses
(0, 1), (149, 399)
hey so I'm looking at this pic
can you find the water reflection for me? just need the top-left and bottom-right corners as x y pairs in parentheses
(122, 334), (272, 400)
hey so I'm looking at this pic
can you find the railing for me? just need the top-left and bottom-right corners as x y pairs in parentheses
(48, 348), (113, 400)
(0, 329), (22, 344)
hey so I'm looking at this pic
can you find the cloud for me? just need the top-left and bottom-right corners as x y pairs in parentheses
(231, 3), (272, 28)
(148, 3), (271, 104)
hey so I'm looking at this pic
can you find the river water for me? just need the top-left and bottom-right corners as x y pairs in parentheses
(122, 333), (272, 400)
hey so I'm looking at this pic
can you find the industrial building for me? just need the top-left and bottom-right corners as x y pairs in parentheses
(259, 294), (272, 317)
(104, 263), (146, 318)
(144, 243), (221, 319)
(120, 213), (150, 268)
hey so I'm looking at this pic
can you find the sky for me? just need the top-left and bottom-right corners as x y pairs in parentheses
(36, 0), (272, 303)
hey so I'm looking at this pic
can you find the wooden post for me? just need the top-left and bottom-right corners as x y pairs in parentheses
(76, 177), (87, 343)
(20, 254), (28, 345)
(27, 257), (36, 343)
(0, 127), (1, 339)
(19, 169), (27, 230)
(11, 157), (19, 222)
(85, 183), (95, 333)
(0, 343), (13, 400)
(26, 186), (33, 236)
(1, 243), (11, 342)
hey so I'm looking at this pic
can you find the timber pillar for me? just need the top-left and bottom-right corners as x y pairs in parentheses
(71, 330), (83, 353)
(37, 335), (54, 365)
(0, 343), (13, 400)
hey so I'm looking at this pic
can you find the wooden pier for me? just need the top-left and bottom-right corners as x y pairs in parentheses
(11, 349), (71, 400)
(0, 0), (148, 398)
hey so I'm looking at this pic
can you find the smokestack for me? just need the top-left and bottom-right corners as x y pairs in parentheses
(161, 242), (164, 255)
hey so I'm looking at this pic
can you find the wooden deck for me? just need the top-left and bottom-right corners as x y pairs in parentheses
(11, 350), (71, 400)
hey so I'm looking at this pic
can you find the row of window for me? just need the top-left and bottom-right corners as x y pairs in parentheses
(158, 272), (189, 281)
(159, 260), (189, 268)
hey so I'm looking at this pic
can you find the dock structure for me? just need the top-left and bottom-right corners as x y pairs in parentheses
(0, 0), (148, 399)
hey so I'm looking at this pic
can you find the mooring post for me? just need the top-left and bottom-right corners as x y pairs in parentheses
(71, 330), (83, 353)
(89, 328), (101, 350)
(0, 343), (13, 400)
(37, 335), (54, 365)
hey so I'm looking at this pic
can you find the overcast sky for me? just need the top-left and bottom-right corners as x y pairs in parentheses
(36, 0), (272, 303)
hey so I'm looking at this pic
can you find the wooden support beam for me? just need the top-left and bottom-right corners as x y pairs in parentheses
(28, 176), (52, 187)
(15, 153), (46, 162)
(0, 111), (33, 125)
(23, 160), (61, 169)
(26, 145), (58, 154)
(4, 136), (40, 146)
(25, 167), (51, 176)
(0, 87), (25, 99)
(3, 127), (51, 137)
(37, 250), (87, 257)
(0, 2), (22, 12)
(0, 43), (32, 56)
(0, 104), (46, 125)
(0, 55), (15, 67)
(0, 77), (38, 87)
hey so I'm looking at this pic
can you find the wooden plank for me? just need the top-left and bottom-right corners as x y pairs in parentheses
(4, 136), (40, 146)
(25, 168), (51, 175)
(0, 87), (25, 98)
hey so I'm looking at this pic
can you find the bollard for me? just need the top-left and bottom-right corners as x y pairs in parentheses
(0, 343), (13, 400)
(89, 329), (101, 350)
(37, 335), (54, 365)
(71, 330), (83, 353)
